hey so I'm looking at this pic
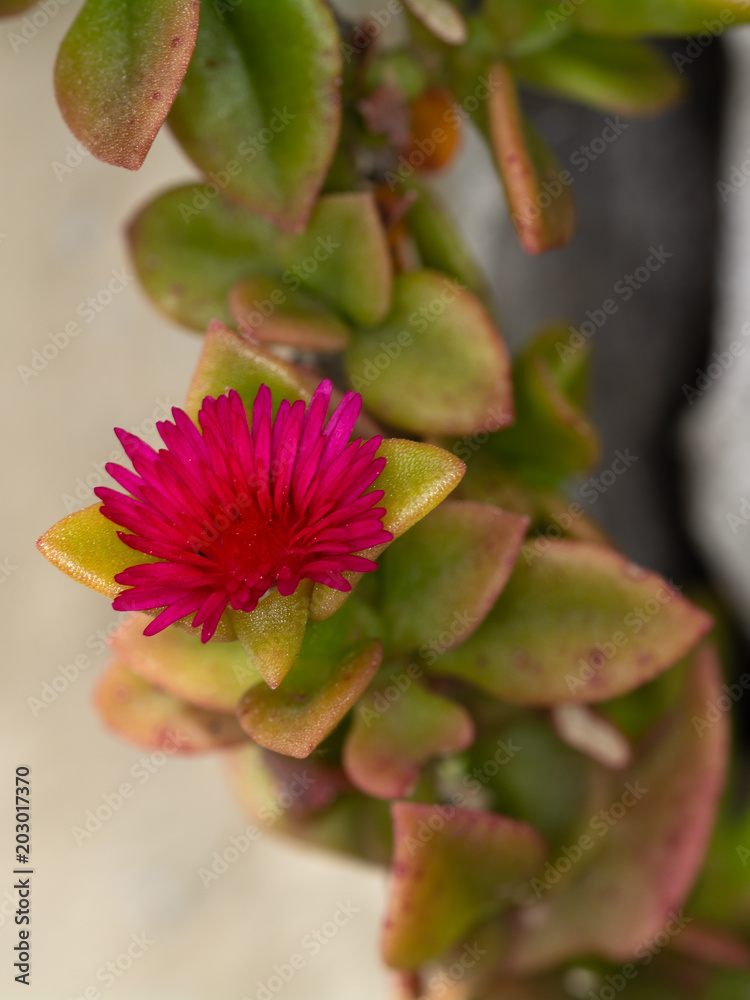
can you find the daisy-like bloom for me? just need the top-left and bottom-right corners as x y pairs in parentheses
(94, 381), (392, 642)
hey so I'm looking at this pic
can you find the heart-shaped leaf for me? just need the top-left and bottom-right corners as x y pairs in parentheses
(404, 0), (467, 44)
(110, 613), (257, 712)
(237, 622), (383, 757)
(346, 270), (513, 435)
(129, 188), (392, 330)
(383, 802), (546, 968)
(231, 583), (312, 690)
(310, 439), (466, 620)
(55, 0), (200, 170)
(95, 660), (249, 752)
(168, 0), (341, 232)
(487, 63), (575, 254)
(513, 35), (684, 116)
(185, 321), (311, 419)
(507, 645), (729, 972)
(429, 540), (713, 704)
(229, 276), (350, 352)
(344, 676), (474, 799)
(380, 501), (528, 654)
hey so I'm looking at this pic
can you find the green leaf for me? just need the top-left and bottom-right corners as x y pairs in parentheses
(55, 0), (200, 169)
(472, 0), (567, 56)
(310, 439), (466, 621)
(128, 187), (392, 330)
(231, 583), (312, 690)
(185, 321), (311, 419)
(344, 676), (474, 799)
(429, 540), (713, 704)
(513, 35), (684, 116)
(229, 276), (350, 352)
(404, 0), (467, 44)
(169, 0), (341, 231)
(382, 802), (546, 968)
(508, 646), (729, 972)
(489, 326), (599, 487)
(111, 613), (258, 712)
(237, 636), (383, 758)
(380, 501), (528, 654)
(346, 271), (513, 435)
(487, 63), (575, 254)
(571, 0), (750, 37)
(95, 660), (249, 752)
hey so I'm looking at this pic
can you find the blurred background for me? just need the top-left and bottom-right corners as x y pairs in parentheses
(2, 2), (750, 998)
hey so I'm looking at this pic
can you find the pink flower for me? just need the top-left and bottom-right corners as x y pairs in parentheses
(94, 381), (392, 642)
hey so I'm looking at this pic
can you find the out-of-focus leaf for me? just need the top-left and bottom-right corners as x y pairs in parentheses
(382, 802), (546, 968)
(344, 676), (474, 798)
(404, 180), (485, 293)
(513, 35), (684, 116)
(487, 63), (575, 254)
(404, 0), (467, 44)
(55, 0), (200, 169)
(230, 276), (350, 352)
(169, 0), (341, 231)
(110, 612), (257, 711)
(129, 188), (392, 330)
(429, 540), (713, 704)
(380, 501), (528, 654)
(571, 0), (750, 37)
(507, 646), (729, 972)
(95, 660), (248, 752)
(346, 270), (513, 435)
(310, 440), (466, 620)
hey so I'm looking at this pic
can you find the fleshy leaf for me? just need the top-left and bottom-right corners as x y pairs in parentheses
(382, 803), (546, 969)
(231, 583), (312, 689)
(404, 0), (467, 44)
(54, 0), (200, 170)
(507, 645), (729, 972)
(346, 270), (513, 435)
(229, 276), (350, 352)
(513, 35), (684, 116)
(111, 613), (258, 712)
(380, 501), (528, 654)
(489, 326), (599, 487)
(429, 540), (713, 704)
(344, 676), (474, 799)
(572, 0), (750, 37)
(487, 63), (575, 254)
(168, 0), (341, 232)
(310, 440), (466, 620)
(95, 660), (248, 752)
(185, 321), (311, 419)
(37, 503), (155, 599)
(237, 610), (383, 757)
(128, 188), (391, 330)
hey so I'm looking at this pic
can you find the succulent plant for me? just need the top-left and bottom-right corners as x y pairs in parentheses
(18, 0), (750, 995)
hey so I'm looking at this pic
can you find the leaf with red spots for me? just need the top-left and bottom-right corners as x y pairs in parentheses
(54, 0), (200, 170)
(229, 277), (350, 353)
(382, 802), (546, 969)
(429, 540), (713, 705)
(95, 660), (249, 752)
(506, 645), (729, 973)
(168, 0), (341, 231)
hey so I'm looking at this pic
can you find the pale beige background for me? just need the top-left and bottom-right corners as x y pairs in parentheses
(0, 3), (392, 997)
